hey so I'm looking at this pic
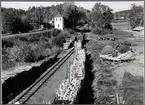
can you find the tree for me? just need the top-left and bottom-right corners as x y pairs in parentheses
(1, 3), (88, 34)
(129, 3), (144, 29)
(91, 3), (113, 34)
(11, 17), (23, 34)
(63, 2), (86, 29)
(1, 8), (26, 34)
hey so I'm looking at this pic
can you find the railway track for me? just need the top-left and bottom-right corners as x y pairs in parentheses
(7, 48), (74, 104)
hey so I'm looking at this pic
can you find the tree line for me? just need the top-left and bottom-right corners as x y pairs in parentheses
(1, 2), (88, 34)
(114, 3), (144, 29)
(1, 2), (115, 35)
(1, 2), (144, 35)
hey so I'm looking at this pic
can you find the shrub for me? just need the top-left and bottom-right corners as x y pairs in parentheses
(92, 25), (112, 35)
(21, 44), (52, 62)
(59, 30), (71, 38)
(26, 33), (40, 42)
(2, 28), (64, 70)
(2, 55), (16, 70)
(116, 41), (132, 53)
(2, 39), (14, 48)
(91, 26), (103, 34)
(9, 46), (22, 62)
(17, 45), (32, 62)
(13, 38), (27, 46)
(51, 46), (61, 55)
(6, 45), (38, 63)
(53, 33), (66, 47)
(65, 28), (74, 34)
(42, 48), (52, 57)
(21, 44), (50, 62)
(2, 48), (16, 70)
(50, 28), (61, 37)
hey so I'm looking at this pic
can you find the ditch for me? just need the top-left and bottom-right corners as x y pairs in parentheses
(76, 54), (94, 104)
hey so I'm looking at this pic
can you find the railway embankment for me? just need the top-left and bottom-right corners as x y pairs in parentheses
(2, 56), (59, 104)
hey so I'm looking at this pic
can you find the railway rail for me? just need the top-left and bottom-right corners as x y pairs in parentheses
(8, 48), (74, 104)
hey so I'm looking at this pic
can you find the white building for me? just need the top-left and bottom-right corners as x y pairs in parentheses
(54, 14), (64, 30)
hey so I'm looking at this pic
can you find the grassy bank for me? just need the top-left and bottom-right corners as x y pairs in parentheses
(2, 28), (71, 70)
(85, 28), (134, 104)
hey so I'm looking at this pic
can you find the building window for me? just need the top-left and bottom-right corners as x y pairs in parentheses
(56, 18), (57, 21)
(60, 18), (61, 21)
(58, 24), (59, 27)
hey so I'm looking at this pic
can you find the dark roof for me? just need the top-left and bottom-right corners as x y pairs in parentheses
(55, 14), (63, 17)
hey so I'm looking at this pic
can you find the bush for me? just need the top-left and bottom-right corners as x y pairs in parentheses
(2, 39), (14, 48)
(65, 28), (74, 34)
(50, 28), (61, 37)
(26, 33), (41, 42)
(7, 45), (37, 62)
(2, 28), (65, 70)
(2, 48), (16, 70)
(51, 46), (61, 55)
(53, 31), (66, 47)
(2, 55), (16, 70)
(9, 46), (22, 62)
(116, 41), (132, 53)
(92, 25), (112, 35)
(7, 43), (53, 63)
(42, 48), (52, 57)
(53, 35), (65, 47)
(22, 44), (52, 62)
(59, 30), (71, 38)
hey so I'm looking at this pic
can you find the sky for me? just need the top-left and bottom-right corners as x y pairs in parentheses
(1, 1), (144, 13)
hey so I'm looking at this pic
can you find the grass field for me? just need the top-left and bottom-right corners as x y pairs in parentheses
(85, 21), (144, 104)
(111, 22), (131, 30)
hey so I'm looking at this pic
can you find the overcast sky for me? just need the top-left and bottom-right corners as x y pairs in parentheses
(1, 1), (144, 13)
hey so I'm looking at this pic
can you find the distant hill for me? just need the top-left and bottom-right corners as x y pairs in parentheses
(114, 9), (131, 20)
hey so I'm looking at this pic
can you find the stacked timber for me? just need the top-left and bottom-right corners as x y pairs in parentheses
(54, 41), (86, 104)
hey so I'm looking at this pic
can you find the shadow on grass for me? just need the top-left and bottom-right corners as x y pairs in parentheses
(2, 56), (59, 104)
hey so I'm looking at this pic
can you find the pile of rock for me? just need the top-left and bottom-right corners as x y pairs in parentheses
(55, 41), (86, 104)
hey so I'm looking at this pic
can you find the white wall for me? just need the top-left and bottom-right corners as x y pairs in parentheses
(54, 17), (64, 30)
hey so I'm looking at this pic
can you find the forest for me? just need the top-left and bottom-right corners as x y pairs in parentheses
(1, 2), (114, 34)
